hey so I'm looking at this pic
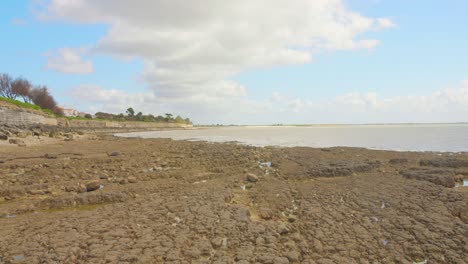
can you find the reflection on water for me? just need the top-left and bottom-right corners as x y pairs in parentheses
(116, 124), (468, 152)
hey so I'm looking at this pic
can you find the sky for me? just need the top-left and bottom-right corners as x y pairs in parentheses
(1, 0), (468, 124)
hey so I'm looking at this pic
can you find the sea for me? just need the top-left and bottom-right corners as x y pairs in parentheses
(116, 124), (468, 152)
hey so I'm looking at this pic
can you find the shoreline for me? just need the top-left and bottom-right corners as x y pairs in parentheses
(0, 131), (467, 263)
(114, 126), (468, 153)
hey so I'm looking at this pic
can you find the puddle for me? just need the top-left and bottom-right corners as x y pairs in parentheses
(455, 179), (468, 188)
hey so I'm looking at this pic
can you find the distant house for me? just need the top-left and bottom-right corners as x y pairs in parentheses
(58, 107), (80, 117)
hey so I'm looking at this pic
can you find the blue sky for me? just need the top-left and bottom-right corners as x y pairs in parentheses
(1, 0), (468, 124)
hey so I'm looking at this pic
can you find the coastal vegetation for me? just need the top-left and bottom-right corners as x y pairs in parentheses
(0, 73), (62, 116)
(94, 108), (192, 124)
(1, 73), (192, 124)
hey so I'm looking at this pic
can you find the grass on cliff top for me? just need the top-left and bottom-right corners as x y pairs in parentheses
(0, 96), (41, 111)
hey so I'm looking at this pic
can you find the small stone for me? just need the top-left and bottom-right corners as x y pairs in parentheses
(44, 153), (58, 159)
(85, 180), (100, 192)
(28, 189), (45, 195)
(259, 208), (273, 220)
(99, 175), (108, 179)
(245, 183), (254, 189)
(274, 257), (290, 264)
(0, 133), (8, 140)
(128, 176), (138, 183)
(246, 173), (258, 183)
(211, 237), (224, 248)
(278, 223), (289, 235)
(287, 214), (297, 223)
(108, 151), (121, 157)
(13, 255), (25, 262)
(119, 179), (128, 185)
(65, 186), (76, 192)
(285, 251), (300, 262)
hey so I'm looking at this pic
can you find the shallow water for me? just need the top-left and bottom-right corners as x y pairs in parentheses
(116, 124), (468, 152)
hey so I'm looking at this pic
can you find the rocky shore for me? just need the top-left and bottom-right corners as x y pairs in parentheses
(0, 129), (467, 263)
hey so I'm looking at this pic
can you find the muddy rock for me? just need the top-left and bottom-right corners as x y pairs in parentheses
(400, 169), (456, 187)
(8, 138), (25, 146)
(108, 151), (121, 157)
(85, 181), (101, 192)
(0, 132), (8, 140)
(0, 135), (466, 263)
(246, 173), (259, 182)
(38, 192), (128, 209)
(128, 176), (138, 183)
(259, 208), (273, 220)
(389, 158), (408, 164)
(420, 158), (468, 168)
(44, 153), (58, 159)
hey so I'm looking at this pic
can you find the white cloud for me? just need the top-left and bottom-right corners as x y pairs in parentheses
(45, 48), (94, 74)
(376, 18), (396, 29)
(42, 0), (393, 98)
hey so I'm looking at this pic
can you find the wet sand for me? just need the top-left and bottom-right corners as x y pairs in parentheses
(0, 134), (467, 263)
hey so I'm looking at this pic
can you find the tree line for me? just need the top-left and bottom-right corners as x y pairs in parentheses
(0, 73), (63, 115)
(94, 108), (192, 124)
(1, 73), (192, 124)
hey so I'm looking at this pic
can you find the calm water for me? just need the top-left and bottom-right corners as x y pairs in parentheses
(116, 124), (468, 152)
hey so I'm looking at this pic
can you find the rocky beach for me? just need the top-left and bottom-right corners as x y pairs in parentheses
(0, 126), (467, 263)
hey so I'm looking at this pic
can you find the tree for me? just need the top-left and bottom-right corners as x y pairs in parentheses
(165, 113), (173, 121)
(126, 107), (135, 117)
(11, 77), (32, 103)
(136, 111), (143, 121)
(175, 115), (184, 123)
(84, 114), (93, 119)
(30, 86), (62, 115)
(0, 73), (16, 99)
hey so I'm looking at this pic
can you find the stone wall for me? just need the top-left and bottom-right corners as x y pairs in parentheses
(0, 107), (58, 126)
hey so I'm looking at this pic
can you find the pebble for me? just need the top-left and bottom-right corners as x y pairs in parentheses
(278, 224), (289, 235)
(246, 173), (258, 183)
(86, 181), (101, 192)
(128, 176), (138, 183)
(44, 153), (58, 159)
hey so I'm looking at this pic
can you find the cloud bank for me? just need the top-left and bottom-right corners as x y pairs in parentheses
(69, 83), (468, 125)
(42, 0), (392, 97)
(40, 1), (467, 124)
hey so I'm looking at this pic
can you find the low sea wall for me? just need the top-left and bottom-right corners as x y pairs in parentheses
(0, 107), (58, 126)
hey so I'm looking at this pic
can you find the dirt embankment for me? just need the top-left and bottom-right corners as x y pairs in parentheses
(0, 135), (467, 263)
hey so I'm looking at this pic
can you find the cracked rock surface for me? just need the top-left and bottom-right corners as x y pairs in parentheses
(0, 136), (467, 263)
